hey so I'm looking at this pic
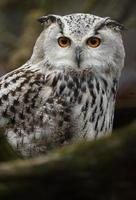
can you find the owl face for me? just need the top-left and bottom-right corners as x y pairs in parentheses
(33, 14), (125, 76)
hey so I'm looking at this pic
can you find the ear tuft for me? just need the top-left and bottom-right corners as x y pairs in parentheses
(37, 16), (46, 24)
(105, 18), (126, 31)
(37, 15), (57, 25)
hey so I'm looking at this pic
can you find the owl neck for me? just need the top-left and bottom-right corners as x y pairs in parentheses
(45, 68), (118, 101)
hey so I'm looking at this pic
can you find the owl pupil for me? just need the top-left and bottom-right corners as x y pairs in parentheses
(91, 39), (97, 44)
(62, 39), (67, 44)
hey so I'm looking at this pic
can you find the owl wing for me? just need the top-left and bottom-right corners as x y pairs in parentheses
(0, 64), (48, 128)
(0, 64), (70, 135)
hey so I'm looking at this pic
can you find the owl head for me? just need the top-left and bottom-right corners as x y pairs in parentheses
(30, 13), (125, 77)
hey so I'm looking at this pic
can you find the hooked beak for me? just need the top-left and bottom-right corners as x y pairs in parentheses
(75, 47), (82, 68)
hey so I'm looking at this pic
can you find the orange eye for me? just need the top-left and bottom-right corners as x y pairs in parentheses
(58, 37), (71, 48)
(87, 37), (101, 48)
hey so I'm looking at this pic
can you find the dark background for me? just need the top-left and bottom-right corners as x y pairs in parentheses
(0, 0), (136, 130)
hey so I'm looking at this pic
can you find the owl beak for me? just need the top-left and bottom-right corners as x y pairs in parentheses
(75, 47), (82, 68)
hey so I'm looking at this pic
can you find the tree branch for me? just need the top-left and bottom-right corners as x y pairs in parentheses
(0, 123), (136, 199)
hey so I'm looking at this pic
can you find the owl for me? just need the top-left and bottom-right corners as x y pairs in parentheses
(0, 13), (125, 157)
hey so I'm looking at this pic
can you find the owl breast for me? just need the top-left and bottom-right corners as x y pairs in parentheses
(4, 68), (117, 157)
(52, 69), (117, 140)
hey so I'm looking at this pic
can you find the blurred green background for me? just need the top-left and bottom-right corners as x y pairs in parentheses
(0, 0), (136, 129)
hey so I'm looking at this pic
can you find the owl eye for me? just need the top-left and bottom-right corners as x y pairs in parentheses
(87, 37), (101, 48)
(58, 37), (71, 48)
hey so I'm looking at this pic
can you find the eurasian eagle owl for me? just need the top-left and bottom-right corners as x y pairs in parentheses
(0, 13), (125, 157)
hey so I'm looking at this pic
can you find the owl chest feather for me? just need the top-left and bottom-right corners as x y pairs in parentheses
(0, 68), (117, 157)
(43, 70), (117, 140)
